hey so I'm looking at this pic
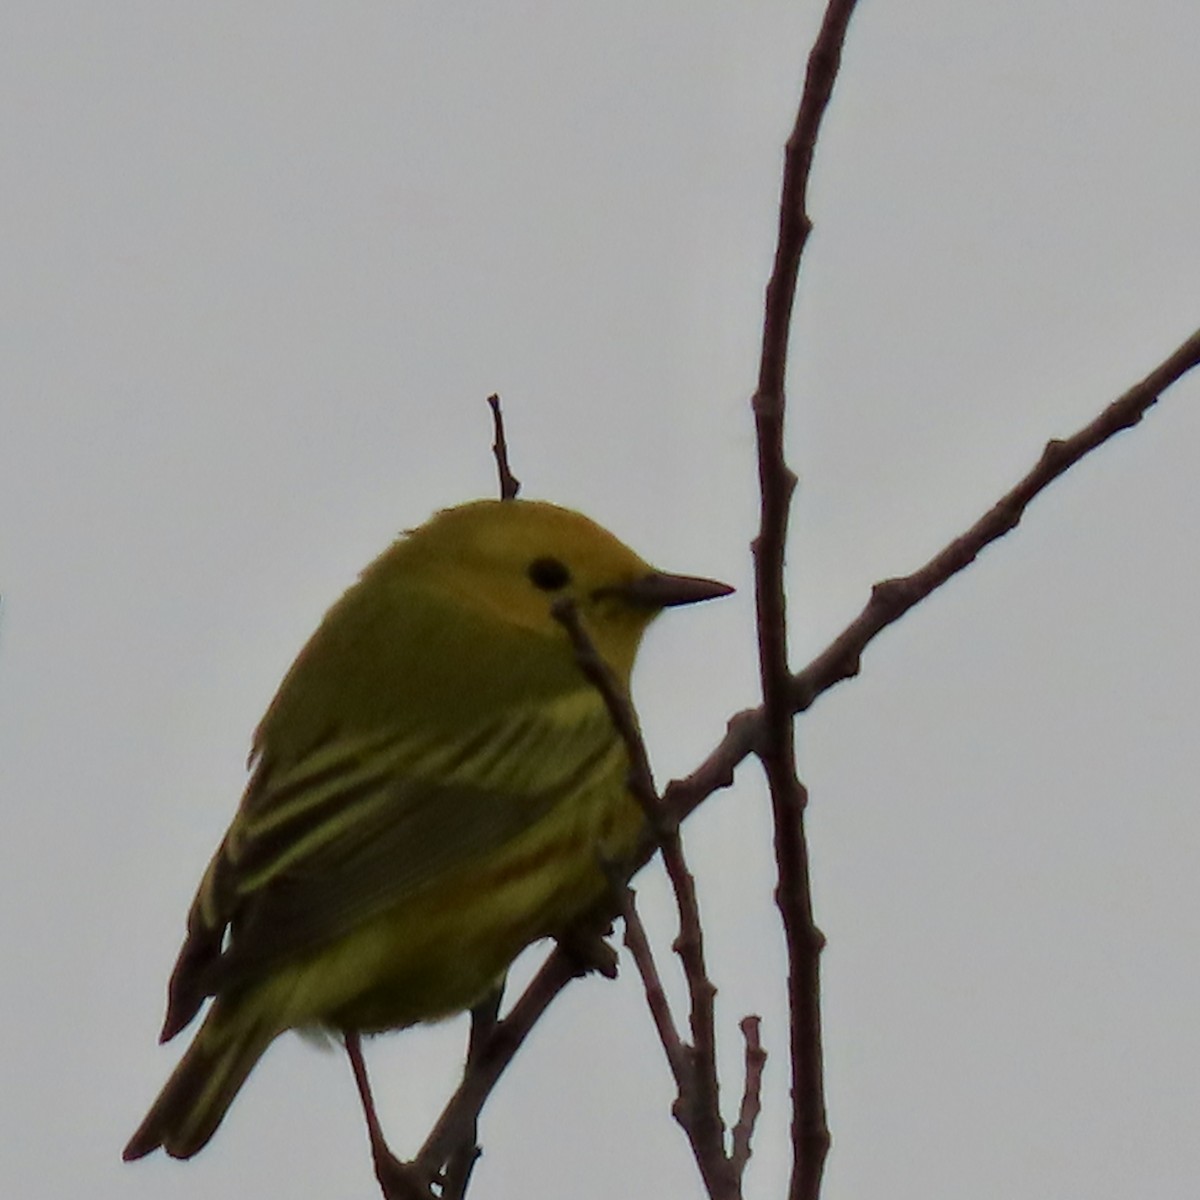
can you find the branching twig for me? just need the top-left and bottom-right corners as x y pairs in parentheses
(550, 598), (740, 1198)
(439, 989), (502, 1200)
(660, 321), (1200, 834)
(664, 843), (729, 1197)
(750, 4), (860, 1197)
(487, 394), (521, 501)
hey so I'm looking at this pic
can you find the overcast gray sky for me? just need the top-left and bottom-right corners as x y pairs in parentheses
(4, 4), (1200, 1198)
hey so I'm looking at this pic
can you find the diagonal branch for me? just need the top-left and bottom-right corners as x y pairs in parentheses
(412, 951), (579, 1178)
(664, 321), (1200, 832)
(616, 884), (690, 1082)
(784, 324), (1200, 713)
(550, 597), (737, 1198)
(549, 598), (661, 822)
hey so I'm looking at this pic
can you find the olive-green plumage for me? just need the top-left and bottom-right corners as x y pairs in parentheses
(123, 499), (730, 1162)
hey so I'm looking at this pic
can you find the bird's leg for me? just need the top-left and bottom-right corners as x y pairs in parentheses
(344, 1031), (431, 1200)
(554, 857), (627, 981)
(555, 909), (620, 980)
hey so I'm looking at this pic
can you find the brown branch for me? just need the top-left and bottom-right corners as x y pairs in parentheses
(412, 951), (578, 1176)
(617, 884), (690, 1082)
(439, 990), (502, 1200)
(786, 323), (1200, 713)
(549, 598), (662, 823)
(487, 394), (521, 500)
(750, 3), (859, 1196)
(730, 1016), (767, 1182)
(662, 840), (730, 1198)
(756, 0), (859, 404)
(664, 323), (1200, 831)
(661, 708), (763, 824)
(550, 598), (737, 1199)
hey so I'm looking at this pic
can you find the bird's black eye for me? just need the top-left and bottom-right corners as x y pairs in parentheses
(527, 556), (571, 591)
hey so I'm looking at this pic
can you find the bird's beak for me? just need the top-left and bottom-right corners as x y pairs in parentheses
(619, 570), (734, 609)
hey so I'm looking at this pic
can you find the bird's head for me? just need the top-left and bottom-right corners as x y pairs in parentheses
(400, 499), (732, 679)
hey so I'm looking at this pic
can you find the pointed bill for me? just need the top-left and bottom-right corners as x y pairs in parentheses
(620, 570), (734, 609)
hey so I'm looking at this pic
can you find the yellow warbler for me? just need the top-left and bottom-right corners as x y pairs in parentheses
(124, 498), (730, 1162)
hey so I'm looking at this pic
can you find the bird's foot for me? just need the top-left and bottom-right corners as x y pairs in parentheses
(555, 923), (619, 980)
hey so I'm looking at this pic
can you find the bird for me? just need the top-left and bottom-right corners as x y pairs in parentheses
(123, 497), (731, 1165)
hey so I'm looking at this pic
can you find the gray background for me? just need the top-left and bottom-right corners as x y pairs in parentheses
(3, 3), (1199, 1198)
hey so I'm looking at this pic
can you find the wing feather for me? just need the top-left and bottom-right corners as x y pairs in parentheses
(192, 694), (622, 998)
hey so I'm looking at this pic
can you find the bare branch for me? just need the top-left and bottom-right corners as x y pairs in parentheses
(549, 597), (662, 823)
(486, 394), (521, 501)
(440, 990), (503, 1200)
(413, 952), (579, 1177)
(666, 323), (1200, 827)
(662, 841), (729, 1197)
(750, 3), (860, 1195)
(756, 0), (860, 404)
(730, 1016), (767, 1182)
(550, 598), (736, 1199)
(617, 885), (690, 1082)
(662, 708), (763, 823)
(785, 324), (1200, 713)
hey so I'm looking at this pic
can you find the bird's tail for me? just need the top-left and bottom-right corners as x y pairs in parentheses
(123, 1002), (279, 1162)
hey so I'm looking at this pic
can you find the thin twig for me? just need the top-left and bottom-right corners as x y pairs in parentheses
(751, 4), (859, 1197)
(413, 952), (578, 1176)
(785, 324), (1200, 714)
(617, 884), (690, 1082)
(730, 1016), (767, 1181)
(549, 597), (662, 822)
(550, 598), (736, 1198)
(440, 990), (503, 1200)
(486, 394), (521, 500)
(659, 840), (728, 1194)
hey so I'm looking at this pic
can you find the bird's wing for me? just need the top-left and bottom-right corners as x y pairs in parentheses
(163, 690), (625, 1034)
